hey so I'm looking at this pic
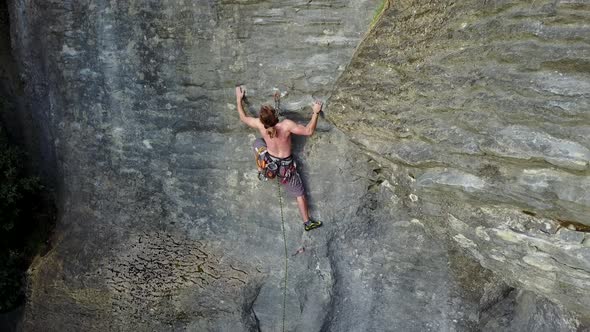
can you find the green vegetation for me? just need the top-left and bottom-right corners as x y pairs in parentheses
(371, 0), (389, 28)
(0, 102), (55, 312)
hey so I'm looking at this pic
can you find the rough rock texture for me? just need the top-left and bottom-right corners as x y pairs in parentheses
(7, 0), (384, 331)
(329, 0), (590, 324)
(25, 232), (264, 331)
(4, 0), (590, 331)
(480, 289), (582, 332)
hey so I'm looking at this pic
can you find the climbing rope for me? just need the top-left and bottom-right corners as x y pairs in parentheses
(277, 180), (288, 332)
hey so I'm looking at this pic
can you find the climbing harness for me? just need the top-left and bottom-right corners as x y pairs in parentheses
(270, 155), (297, 184)
(255, 147), (297, 184)
(277, 180), (288, 332)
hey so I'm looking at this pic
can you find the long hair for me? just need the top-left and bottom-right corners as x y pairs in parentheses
(259, 105), (279, 138)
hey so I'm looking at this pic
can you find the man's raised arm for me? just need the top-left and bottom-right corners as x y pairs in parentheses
(289, 100), (323, 136)
(236, 86), (258, 128)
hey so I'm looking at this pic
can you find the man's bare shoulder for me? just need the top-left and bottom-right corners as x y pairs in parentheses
(279, 118), (296, 127)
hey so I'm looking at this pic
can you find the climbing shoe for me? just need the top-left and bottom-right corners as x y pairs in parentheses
(304, 219), (322, 231)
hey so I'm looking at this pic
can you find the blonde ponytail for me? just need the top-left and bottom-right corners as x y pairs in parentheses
(260, 105), (279, 139)
(267, 127), (277, 138)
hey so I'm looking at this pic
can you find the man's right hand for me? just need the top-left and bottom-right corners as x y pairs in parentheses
(312, 100), (323, 114)
(236, 86), (245, 101)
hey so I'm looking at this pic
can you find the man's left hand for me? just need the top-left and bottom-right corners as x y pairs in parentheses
(236, 86), (246, 101)
(312, 100), (323, 114)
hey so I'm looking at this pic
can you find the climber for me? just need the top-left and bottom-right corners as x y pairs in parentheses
(235, 85), (323, 231)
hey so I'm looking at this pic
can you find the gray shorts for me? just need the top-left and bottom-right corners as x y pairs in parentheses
(253, 138), (305, 198)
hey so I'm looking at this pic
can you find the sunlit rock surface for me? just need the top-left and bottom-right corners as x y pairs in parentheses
(4, 0), (589, 330)
(329, 0), (590, 325)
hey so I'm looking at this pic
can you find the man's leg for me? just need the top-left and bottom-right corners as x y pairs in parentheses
(283, 170), (309, 223)
(286, 173), (322, 231)
(296, 194), (322, 231)
(296, 195), (310, 223)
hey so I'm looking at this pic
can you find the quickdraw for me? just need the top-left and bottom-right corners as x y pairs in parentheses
(255, 147), (271, 177)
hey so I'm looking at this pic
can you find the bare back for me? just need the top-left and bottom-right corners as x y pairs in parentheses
(257, 120), (293, 158)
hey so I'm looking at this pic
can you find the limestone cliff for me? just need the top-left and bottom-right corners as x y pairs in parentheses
(3, 0), (589, 331)
(329, 0), (590, 323)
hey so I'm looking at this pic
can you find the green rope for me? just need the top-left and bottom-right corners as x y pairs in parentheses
(277, 180), (288, 332)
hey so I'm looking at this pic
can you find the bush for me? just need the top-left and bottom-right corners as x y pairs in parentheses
(0, 120), (44, 312)
(0, 134), (40, 233)
(0, 250), (25, 311)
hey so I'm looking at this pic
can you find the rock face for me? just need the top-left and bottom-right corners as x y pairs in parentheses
(329, 0), (590, 324)
(4, 0), (590, 331)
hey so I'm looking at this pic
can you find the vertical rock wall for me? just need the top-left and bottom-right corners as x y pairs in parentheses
(6, 0), (383, 330)
(329, 0), (590, 323)
(1, 0), (57, 186)
(5, 0), (589, 330)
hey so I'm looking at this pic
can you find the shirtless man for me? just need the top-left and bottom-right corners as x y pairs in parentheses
(235, 86), (322, 231)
